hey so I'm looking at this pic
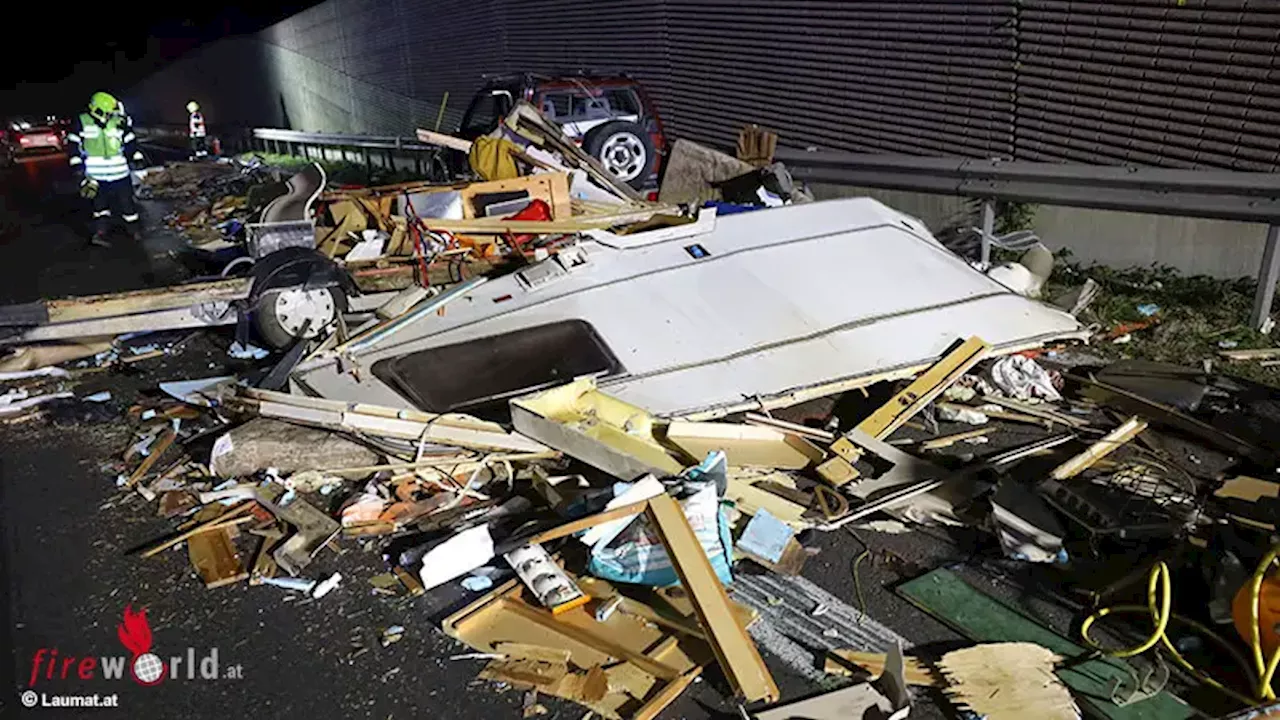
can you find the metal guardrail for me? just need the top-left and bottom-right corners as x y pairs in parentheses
(775, 149), (1280, 330)
(246, 128), (451, 181)
(251, 128), (439, 153)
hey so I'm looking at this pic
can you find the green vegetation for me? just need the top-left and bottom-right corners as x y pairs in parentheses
(1048, 250), (1279, 386)
(993, 200), (1038, 235)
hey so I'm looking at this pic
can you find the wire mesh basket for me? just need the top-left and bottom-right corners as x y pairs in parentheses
(246, 220), (315, 259)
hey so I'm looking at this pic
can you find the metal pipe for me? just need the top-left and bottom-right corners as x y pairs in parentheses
(337, 277), (488, 358)
(980, 200), (995, 267)
(1251, 224), (1280, 330)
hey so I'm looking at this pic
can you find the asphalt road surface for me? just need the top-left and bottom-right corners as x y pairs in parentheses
(0, 154), (1198, 720)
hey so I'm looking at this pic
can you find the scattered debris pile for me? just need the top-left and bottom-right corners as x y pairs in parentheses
(4, 111), (1280, 720)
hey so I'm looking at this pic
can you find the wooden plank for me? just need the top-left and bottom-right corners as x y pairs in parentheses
(249, 527), (284, 585)
(348, 258), (495, 288)
(499, 599), (682, 681)
(125, 429), (177, 487)
(1219, 347), (1280, 361)
(824, 650), (943, 687)
(919, 427), (993, 450)
(935, 401), (1051, 428)
(1049, 416), (1147, 480)
(510, 102), (647, 204)
(495, 641), (573, 665)
(743, 413), (836, 442)
(44, 278), (251, 324)
(724, 477), (811, 529)
(1071, 373), (1271, 464)
(856, 336), (990, 439)
(1216, 476), (1280, 502)
(321, 179), (463, 201)
(139, 502), (255, 558)
(415, 128), (473, 153)
(577, 577), (757, 644)
(979, 395), (1090, 428)
(187, 507), (248, 589)
(313, 451), (559, 478)
(632, 670), (701, 720)
(646, 494), (779, 703)
(419, 205), (675, 234)
(818, 337), (989, 486)
(525, 500), (653, 546)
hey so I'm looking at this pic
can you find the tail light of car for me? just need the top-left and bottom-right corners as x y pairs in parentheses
(643, 117), (666, 178)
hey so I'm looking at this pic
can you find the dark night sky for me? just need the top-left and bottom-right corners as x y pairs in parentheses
(0, 3), (318, 117)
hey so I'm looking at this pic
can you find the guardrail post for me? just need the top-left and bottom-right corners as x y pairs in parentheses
(980, 200), (995, 267)
(1250, 224), (1280, 331)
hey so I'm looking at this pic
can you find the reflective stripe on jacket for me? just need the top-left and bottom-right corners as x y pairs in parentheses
(69, 112), (139, 182)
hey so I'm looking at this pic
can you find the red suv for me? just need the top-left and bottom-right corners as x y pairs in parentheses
(458, 73), (668, 192)
(2, 118), (65, 158)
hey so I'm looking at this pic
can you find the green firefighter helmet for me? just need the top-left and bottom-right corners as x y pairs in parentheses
(88, 91), (118, 122)
(186, 101), (199, 114)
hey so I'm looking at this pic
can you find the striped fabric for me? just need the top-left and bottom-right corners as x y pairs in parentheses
(85, 155), (130, 182)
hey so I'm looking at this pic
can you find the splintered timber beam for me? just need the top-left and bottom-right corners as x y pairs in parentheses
(817, 337), (990, 486)
(1049, 416), (1147, 480)
(645, 494), (779, 703)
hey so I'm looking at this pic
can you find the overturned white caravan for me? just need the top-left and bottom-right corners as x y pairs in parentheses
(292, 197), (1085, 419)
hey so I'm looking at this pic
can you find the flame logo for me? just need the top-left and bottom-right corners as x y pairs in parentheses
(117, 605), (166, 686)
(117, 605), (153, 656)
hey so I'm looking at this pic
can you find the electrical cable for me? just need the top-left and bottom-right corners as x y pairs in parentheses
(1080, 547), (1280, 707)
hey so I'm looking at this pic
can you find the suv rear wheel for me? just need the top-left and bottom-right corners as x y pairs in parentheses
(582, 121), (655, 190)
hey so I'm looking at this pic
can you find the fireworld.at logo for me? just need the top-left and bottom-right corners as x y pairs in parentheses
(27, 605), (243, 687)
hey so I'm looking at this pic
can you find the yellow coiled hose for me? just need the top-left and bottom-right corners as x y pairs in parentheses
(1079, 546), (1280, 707)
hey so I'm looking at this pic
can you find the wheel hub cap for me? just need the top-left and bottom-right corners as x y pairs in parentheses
(273, 288), (336, 338)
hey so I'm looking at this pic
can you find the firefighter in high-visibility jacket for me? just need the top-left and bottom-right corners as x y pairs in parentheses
(65, 92), (144, 247)
(187, 101), (207, 159)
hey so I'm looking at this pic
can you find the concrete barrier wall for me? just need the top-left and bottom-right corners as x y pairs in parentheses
(810, 183), (1270, 280)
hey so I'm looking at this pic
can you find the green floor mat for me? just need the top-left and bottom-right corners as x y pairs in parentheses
(897, 568), (1194, 720)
